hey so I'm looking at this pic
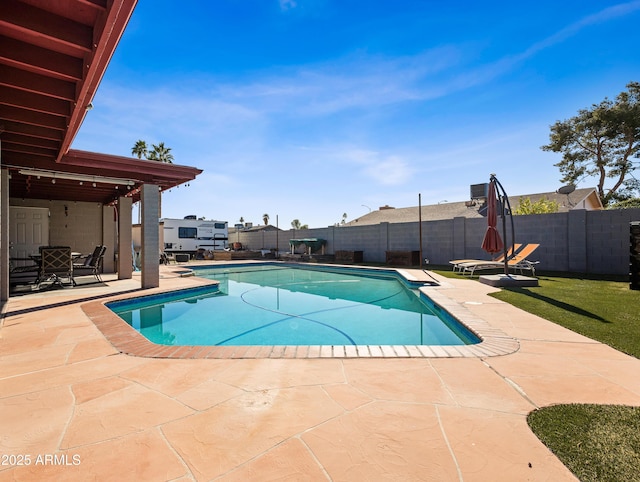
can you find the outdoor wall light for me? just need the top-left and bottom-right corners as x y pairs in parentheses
(19, 169), (136, 186)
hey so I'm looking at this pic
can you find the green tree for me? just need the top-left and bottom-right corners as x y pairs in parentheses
(148, 142), (174, 163)
(291, 219), (308, 230)
(262, 213), (269, 225)
(131, 140), (148, 159)
(513, 196), (560, 215)
(607, 197), (640, 209)
(542, 81), (640, 206)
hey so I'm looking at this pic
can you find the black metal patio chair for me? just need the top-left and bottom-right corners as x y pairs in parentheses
(38, 246), (75, 288)
(73, 245), (106, 282)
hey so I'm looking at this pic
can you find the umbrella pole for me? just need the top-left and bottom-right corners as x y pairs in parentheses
(501, 193), (508, 275)
(490, 174), (514, 277)
(419, 193), (423, 269)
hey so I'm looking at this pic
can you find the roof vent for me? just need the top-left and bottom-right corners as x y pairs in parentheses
(379, 205), (395, 210)
(184, 215), (197, 220)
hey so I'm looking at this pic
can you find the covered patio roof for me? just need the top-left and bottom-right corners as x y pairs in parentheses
(0, 0), (202, 204)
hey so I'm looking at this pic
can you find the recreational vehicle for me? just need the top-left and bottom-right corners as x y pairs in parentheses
(161, 216), (228, 255)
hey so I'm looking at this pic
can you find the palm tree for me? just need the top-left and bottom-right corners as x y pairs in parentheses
(148, 142), (174, 163)
(263, 213), (269, 225)
(131, 140), (148, 159)
(291, 219), (308, 230)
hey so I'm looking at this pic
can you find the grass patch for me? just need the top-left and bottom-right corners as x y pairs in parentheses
(528, 404), (640, 482)
(487, 275), (640, 359)
(432, 269), (640, 359)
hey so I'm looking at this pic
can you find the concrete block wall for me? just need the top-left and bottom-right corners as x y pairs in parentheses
(237, 208), (640, 275)
(586, 209), (635, 274)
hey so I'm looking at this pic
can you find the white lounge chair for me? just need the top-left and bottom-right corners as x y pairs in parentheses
(458, 243), (540, 277)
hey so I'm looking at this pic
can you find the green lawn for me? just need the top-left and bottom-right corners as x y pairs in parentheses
(489, 275), (640, 359)
(432, 269), (640, 358)
(528, 404), (640, 482)
(432, 269), (640, 481)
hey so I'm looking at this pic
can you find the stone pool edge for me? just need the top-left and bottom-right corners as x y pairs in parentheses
(80, 267), (519, 359)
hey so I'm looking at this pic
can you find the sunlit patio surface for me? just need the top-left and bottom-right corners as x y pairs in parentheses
(2, 263), (640, 481)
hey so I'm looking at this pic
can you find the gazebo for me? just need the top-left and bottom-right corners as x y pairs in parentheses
(289, 238), (327, 255)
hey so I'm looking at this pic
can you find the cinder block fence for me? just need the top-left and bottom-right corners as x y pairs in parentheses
(236, 208), (640, 276)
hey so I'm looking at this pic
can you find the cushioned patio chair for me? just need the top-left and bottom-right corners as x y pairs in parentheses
(449, 244), (522, 272)
(458, 243), (540, 277)
(73, 245), (106, 282)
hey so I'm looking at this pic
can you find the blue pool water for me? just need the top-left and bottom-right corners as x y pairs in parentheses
(108, 264), (479, 346)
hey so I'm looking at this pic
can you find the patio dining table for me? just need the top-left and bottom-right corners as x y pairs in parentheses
(29, 252), (82, 263)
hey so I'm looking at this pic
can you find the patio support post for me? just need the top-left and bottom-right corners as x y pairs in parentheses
(117, 196), (133, 280)
(140, 184), (160, 289)
(1, 168), (9, 301)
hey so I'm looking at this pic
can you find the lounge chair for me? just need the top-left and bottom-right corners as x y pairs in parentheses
(73, 245), (107, 282)
(450, 244), (522, 272)
(9, 258), (40, 284)
(458, 243), (540, 277)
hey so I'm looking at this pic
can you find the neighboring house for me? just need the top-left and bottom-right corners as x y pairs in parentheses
(228, 224), (282, 235)
(346, 187), (603, 226)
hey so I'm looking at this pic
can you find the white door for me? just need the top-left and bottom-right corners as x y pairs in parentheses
(9, 207), (49, 266)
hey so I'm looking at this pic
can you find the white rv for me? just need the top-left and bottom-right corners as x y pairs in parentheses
(161, 216), (228, 255)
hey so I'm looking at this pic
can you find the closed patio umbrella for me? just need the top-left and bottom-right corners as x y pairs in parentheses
(481, 179), (504, 255)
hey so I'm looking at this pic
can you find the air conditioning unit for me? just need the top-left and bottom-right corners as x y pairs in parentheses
(470, 183), (489, 199)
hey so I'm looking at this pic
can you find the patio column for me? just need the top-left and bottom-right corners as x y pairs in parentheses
(117, 196), (133, 280)
(1, 168), (9, 301)
(140, 183), (160, 289)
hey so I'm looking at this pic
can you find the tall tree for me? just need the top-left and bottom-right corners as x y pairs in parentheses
(148, 142), (174, 163)
(542, 81), (640, 206)
(131, 139), (173, 218)
(131, 140), (148, 159)
(291, 219), (308, 229)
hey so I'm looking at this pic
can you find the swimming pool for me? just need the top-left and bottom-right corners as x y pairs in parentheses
(108, 264), (480, 347)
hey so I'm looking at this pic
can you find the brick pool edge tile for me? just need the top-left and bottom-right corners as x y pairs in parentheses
(80, 283), (519, 359)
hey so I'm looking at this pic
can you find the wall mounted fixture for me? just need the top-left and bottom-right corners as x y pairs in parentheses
(18, 169), (136, 186)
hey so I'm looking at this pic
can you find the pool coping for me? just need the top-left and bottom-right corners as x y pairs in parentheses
(80, 263), (519, 359)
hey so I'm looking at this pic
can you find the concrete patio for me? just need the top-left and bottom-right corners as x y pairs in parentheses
(1, 264), (640, 481)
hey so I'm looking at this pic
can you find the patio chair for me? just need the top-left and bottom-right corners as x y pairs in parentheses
(160, 251), (176, 265)
(449, 244), (522, 272)
(73, 245), (106, 282)
(458, 243), (540, 277)
(38, 246), (75, 288)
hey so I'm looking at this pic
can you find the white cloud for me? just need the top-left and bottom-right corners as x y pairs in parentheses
(279, 0), (297, 11)
(362, 155), (413, 185)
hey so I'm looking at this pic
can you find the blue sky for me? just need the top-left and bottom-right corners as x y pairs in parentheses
(73, 0), (640, 228)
